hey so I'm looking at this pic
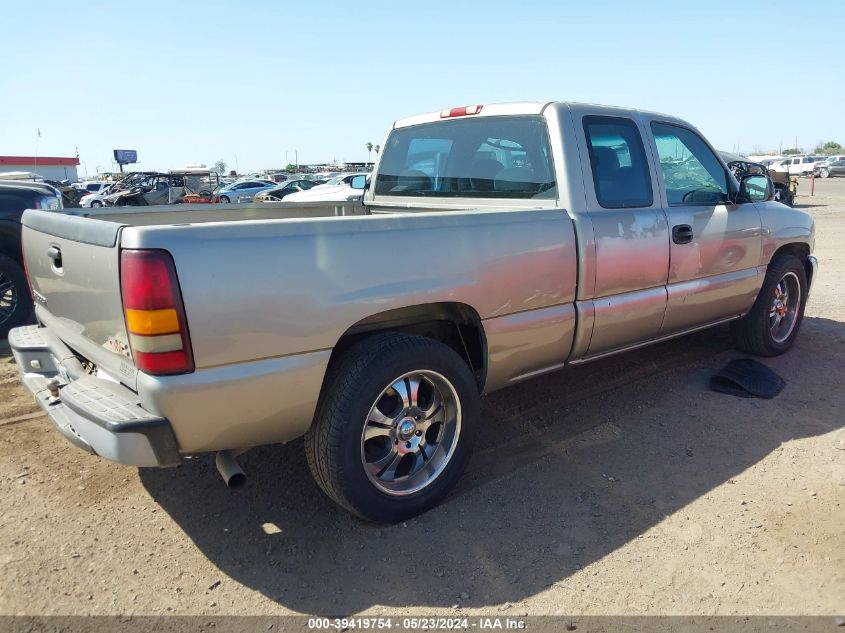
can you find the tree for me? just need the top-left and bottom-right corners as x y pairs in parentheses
(374, 144), (381, 155)
(783, 148), (802, 156)
(813, 141), (843, 155)
(366, 142), (373, 165)
(213, 159), (227, 175)
(285, 163), (298, 172)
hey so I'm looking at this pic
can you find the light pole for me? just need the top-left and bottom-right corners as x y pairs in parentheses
(295, 149), (298, 170)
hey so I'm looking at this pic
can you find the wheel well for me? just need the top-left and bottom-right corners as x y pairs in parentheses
(771, 243), (811, 284)
(331, 303), (487, 391)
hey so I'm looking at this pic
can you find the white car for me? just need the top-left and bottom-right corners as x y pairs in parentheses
(284, 173), (370, 202)
(73, 181), (111, 195)
(773, 156), (823, 176)
(79, 185), (117, 208)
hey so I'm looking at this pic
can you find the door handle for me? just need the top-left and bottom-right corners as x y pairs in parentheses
(672, 224), (693, 245)
(47, 245), (63, 270)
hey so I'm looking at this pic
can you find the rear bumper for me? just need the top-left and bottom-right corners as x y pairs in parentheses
(8, 325), (180, 468)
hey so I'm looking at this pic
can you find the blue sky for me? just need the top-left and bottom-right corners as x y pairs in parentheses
(1, 0), (842, 175)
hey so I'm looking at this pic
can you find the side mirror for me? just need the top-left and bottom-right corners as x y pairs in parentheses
(737, 174), (773, 203)
(350, 175), (368, 190)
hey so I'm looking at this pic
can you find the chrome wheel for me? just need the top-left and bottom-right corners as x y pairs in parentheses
(361, 370), (461, 496)
(0, 270), (19, 326)
(770, 271), (801, 343)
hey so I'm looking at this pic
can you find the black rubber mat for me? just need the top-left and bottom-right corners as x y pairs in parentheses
(710, 358), (785, 399)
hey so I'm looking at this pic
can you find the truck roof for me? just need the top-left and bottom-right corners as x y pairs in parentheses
(392, 101), (683, 129)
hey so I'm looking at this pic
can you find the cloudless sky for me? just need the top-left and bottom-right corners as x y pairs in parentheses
(1, 0), (843, 175)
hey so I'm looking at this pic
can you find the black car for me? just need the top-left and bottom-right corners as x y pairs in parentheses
(0, 181), (63, 338)
(253, 179), (320, 202)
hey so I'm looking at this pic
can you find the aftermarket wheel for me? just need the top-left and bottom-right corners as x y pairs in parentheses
(0, 254), (33, 339)
(305, 333), (479, 523)
(731, 254), (808, 356)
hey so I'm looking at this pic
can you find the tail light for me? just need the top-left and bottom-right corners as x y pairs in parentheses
(120, 249), (194, 375)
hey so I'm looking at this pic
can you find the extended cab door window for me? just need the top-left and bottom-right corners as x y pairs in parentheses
(583, 116), (653, 208)
(650, 122), (729, 205)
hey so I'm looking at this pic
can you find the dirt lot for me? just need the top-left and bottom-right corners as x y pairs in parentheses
(1, 181), (843, 617)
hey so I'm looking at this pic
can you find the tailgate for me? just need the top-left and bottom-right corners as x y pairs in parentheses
(21, 210), (137, 389)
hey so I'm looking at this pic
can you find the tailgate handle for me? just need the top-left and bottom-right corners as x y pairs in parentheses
(47, 245), (63, 269)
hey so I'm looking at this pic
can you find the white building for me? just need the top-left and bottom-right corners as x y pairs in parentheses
(0, 155), (80, 182)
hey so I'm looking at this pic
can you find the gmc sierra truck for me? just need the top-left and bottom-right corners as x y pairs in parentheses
(10, 102), (817, 522)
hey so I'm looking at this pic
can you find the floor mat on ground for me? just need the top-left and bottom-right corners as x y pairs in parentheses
(710, 358), (785, 399)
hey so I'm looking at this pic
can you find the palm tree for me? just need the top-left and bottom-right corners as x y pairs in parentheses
(366, 142), (373, 165)
(374, 144), (381, 156)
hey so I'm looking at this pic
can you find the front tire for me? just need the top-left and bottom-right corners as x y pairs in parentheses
(219, 195), (230, 203)
(731, 254), (808, 356)
(305, 333), (479, 523)
(820, 168), (830, 178)
(0, 254), (33, 339)
(90, 200), (102, 208)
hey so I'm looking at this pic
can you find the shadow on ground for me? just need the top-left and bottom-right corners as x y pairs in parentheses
(140, 318), (842, 614)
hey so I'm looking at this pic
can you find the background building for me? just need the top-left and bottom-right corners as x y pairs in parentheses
(0, 155), (80, 181)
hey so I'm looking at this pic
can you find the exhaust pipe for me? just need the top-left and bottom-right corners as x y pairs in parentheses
(215, 450), (247, 489)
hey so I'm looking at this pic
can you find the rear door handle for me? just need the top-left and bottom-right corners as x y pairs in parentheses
(672, 224), (693, 245)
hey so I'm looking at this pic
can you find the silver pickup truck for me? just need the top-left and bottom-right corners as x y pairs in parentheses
(10, 102), (817, 522)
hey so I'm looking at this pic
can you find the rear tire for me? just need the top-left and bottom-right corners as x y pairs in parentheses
(731, 254), (808, 356)
(305, 333), (479, 523)
(0, 254), (33, 340)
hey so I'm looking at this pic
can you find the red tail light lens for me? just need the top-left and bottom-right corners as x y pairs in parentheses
(440, 105), (483, 118)
(120, 249), (194, 375)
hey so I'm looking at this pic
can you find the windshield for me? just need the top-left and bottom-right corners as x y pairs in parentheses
(375, 116), (557, 199)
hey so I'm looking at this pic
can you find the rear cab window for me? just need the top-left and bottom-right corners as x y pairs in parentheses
(583, 115), (653, 208)
(374, 116), (557, 199)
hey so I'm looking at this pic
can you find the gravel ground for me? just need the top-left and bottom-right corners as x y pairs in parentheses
(1, 180), (843, 616)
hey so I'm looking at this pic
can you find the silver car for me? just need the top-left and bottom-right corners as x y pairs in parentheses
(216, 179), (276, 203)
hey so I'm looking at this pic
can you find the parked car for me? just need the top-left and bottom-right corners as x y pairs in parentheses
(813, 156), (845, 178)
(773, 155), (821, 176)
(0, 180), (62, 338)
(284, 173), (370, 202)
(814, 157), (845, 178)
(253, 179), (321, 202)
(9, 101), (817, 523)
(73, 181), (111, 195)
(80, 184), (118, 208)
(216, 180), (276, 203)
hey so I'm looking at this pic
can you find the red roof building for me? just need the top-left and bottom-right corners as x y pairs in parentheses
(0, 155), (80, 181)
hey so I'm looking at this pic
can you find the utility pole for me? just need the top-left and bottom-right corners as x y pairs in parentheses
(295, 149), (298, 170)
